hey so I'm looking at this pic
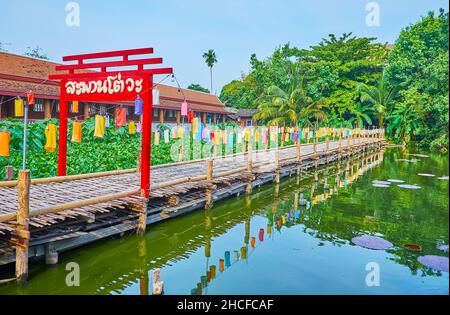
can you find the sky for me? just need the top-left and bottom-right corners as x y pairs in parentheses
(0, 0), (448, 93)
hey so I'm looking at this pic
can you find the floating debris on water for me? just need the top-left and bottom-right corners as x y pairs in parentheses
(351, 236), (393, 250)
(396, 159), (418, 163)
(418, 173), (435, 177)
(397, 184), (421, 190)
(388, 179), (405, 183)
(373, 184), (390, 188)
(408, 154), (429, 158)
(372, 180), (391, 185)
(404, 243), (422, 252)
(438, 176), (449, 180)
(437, 244), (449, 252)
(418, 255), (449, 272)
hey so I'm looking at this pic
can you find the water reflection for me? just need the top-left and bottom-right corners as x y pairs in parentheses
(0, 149), (447, 295)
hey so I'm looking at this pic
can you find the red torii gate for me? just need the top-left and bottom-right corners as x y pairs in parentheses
(49, 48), (173, 198)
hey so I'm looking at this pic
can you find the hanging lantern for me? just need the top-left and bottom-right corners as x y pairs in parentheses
(181, 100), (188, 116)
(27, 91), (35, 106)
(153, 88), (160, 105)
(134, 95), (143, 115)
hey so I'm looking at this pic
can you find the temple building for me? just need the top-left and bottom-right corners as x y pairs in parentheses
(0, 51), (228, 126)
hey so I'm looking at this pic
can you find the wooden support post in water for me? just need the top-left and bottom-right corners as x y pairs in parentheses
(5, 165), (13, 180)
(152, 268), (164, 295)
(325, 136), (330, 163)
(296, 138), (301, 175)
(136, 198), (148, 236)
(274, 149), (280, 184)
(205, 159), (214, 209)
(246, 144), (253, 194)
(16, 170), (30, 284)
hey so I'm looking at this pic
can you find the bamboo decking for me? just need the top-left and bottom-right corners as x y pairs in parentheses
(0, 133), (385, 282)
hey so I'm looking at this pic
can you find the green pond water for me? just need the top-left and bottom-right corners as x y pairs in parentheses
(0, 148), (448, 295)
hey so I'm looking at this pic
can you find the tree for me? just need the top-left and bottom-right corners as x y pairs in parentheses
(357, 72), (396, 127)
(0, 42), (10, 52)
(385, 9), (449, 151)
(202, 49), (217, 94)
(24, 45), (49, 60)
(187, 83), (210, 93)
(386, 88), (427, 145)
(253, 62), (327, 127)
(349, 102), (374, 128)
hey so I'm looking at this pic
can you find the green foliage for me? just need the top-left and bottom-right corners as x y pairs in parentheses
(385, 9), (449, 152)
(187, 83), (210, 93)
(220, 35), (388, 127)
(24, 45), (49, 60)
(0, 118), (177, 179)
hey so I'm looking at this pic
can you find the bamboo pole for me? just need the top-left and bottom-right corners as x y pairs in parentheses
(16, 170), (30, 284)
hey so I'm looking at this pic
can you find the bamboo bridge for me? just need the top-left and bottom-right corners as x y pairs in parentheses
(0, 131), (385, 283)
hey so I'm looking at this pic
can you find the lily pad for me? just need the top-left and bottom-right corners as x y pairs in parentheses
(418, 173), (435, 177)
(437, 244), (449, 252)
(418, 255), (449, 272)
(397, 184), (421, 190)
(388, 179), (405, 183)
(352, 236), (393, 250)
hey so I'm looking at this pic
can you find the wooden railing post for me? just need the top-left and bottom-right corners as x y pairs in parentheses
(136, 149), (141, 173)
(16, 170), (30, 284)
(5, 165), (13, 180)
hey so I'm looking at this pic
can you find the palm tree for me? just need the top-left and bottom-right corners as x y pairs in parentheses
(202, 49), (217, 94)
(357, 72), (396, 128)
(253, 63), (327, 127)
(349, 102), (374, 128)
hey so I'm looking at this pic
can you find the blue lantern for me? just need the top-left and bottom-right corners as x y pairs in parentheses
(134, 96), (143, 115)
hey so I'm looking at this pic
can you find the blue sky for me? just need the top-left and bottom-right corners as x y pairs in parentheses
(0, 0), (448, 93)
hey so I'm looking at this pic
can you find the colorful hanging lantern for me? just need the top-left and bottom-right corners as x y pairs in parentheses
(0, 131), (11, 157)
(14, 98), (24, 117)
(134, 95), (143, 115)
(153, 88), (160, 105)
(181, 100), (188, 116)
(26, 91), (35, 106)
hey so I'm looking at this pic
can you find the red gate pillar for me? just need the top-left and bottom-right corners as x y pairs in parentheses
(140, 77), (153, 197)
(58, 81), (69, 176)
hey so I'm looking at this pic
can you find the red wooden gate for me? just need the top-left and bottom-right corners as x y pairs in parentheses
(49, 48), (173, 198)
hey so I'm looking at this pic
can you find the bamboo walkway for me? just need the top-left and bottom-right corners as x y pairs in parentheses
(0, 134), (385, 282)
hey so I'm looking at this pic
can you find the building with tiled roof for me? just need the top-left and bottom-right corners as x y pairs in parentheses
(0, 51), (228, 125)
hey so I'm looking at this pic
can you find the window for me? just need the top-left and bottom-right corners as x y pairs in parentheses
(168, 110), (175, 118)
(99, 105), (107, 115)
(153, 109), (158, 117)
(33, 99), (45, 112)
(89, 104), (96, 114)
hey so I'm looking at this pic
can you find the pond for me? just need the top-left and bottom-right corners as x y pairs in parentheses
(0, 148), (448, 295)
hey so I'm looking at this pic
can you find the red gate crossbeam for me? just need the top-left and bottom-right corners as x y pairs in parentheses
(49, 48), (173, 198)
(48, 68), (173, 81)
